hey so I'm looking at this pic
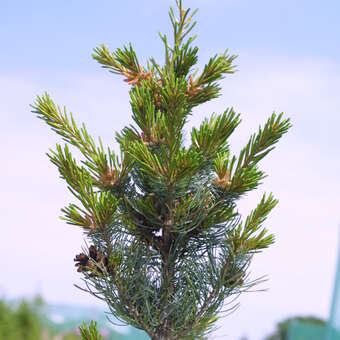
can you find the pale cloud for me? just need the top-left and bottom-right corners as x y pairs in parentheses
(1, 54), (339, 338)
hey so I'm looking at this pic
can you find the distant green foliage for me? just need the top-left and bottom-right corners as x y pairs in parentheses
(0, 297), (84, 340)
(264, 316), (326, 340)
(0, 297), (44, 340)
(64, 333), (82, 340)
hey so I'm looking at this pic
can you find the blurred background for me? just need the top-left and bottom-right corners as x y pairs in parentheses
(1, 0), (340, 339)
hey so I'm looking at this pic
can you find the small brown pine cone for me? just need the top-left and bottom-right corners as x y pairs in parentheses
(75, 246), (110, 277)
(74, 252), (89, 273)
(74, 253), (89, 266)
(89, 245), (98, 260)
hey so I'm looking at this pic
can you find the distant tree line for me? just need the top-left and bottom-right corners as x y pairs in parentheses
(263, 316), (326, 340)
(0, 296), (327, 340)
(0, 297), (80, 340)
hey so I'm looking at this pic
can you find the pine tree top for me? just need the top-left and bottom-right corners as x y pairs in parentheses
(31, 1), (291, 339)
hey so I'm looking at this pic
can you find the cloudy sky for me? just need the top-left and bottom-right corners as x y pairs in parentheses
(1, 0), (340, 339)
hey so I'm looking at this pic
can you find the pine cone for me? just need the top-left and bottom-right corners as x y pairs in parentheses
(74, 246), (110, 277)
(74, 253), (89, 271)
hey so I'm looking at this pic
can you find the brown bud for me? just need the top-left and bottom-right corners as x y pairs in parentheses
(130, 77), (141, 85)
(84, 215), (97, 234)
(98, 167), (118, 188)
(214, 173), (232, 190)
(150, 135), (158, 144)
(186, 75), (202, 97)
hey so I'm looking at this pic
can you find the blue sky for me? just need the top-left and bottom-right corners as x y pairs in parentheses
(1, 0), (340, 73)
(1, 1), (340, 339)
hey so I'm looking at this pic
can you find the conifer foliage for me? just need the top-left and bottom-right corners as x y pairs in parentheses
(32, 1), (291, 339)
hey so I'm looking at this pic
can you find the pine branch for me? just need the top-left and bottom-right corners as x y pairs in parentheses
(79, 321), (103, 340)
(61, 187), (119, 233)
(129, 140), (202, 186)
(191, 108), (241, 155)
(196, 51), (237, 86)
(214, 113), (291, 195)
(236, 112), (291, 170)
(47, 143), (91, 195)
(32, 94), (98, 155)
(173, 43), (199, 78)
(129, 81), (158, 134)
(46, 143), (119, 231)
(159, 0), (198, 68)
(93, 43), (152, 85)
(170, 0), (198, 49)
(230, 193), (278, 253)
(32, 94), (129, 188)
(181, 51), (237, 107)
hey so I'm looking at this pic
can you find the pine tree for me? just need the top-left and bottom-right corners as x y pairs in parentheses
(31, 1), (291, 339)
